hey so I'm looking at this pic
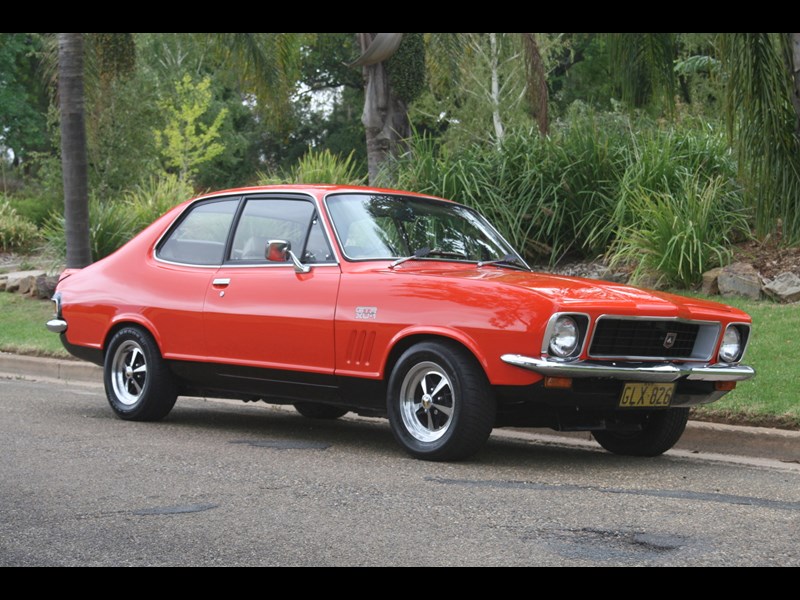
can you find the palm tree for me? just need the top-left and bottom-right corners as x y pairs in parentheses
(58, 33), (92, 268)
(611, 33), (800, 244)
(353, 33), (550, 183)
(720, 33), (800, 242)
(353, 33), (409, 183)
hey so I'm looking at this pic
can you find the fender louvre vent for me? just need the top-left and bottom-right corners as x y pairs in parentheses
(589, 319), (700, 360)
(345, 330), (376, 367)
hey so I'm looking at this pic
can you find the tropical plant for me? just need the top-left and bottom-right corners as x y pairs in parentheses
(392, 109), (742, 276)
(123, 174), (196, 231)
(259, 149), (366, 186)
(0, 199), (40, 252)
(610, 32), (800, 244)
(719, 33), (800, 243)
(609, 175), (749, 288)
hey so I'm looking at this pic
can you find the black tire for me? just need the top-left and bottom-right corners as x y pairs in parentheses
(387, 340), (495, 462)
(104, 327), (177, 422)
(592, 408), (690, 457)
(294, 402), (349, 420)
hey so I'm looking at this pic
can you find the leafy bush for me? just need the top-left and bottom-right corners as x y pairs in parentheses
(391, 109), (743, 281)
(43, 175), (196, 263)
(0, 199), (40, 253)
(4, 194), (62, 228)
(42, 200), (135, 262)
(259, 149), (366, 186)
(123, 174), (196, 231)
(609, 175), (749, 288)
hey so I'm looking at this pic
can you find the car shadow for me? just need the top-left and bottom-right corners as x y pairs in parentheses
(81, 395), (669, 471)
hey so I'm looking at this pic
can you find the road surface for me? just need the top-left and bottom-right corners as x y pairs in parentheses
(1, 378), (797, 566)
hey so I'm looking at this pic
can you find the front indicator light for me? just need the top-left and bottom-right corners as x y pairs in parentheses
(545, 377), (573, 390)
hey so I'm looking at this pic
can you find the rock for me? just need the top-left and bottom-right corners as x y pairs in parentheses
(0, 274), (7, 292)
(4, 270), (46, 295)
(717, 263), (762, 300)
(763, 272), (800, 304)
(702, 267), (723, 296)
(35, 275), (58, 300)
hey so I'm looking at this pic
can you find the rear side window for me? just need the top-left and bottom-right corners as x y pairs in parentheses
(157, 199), (238, 266)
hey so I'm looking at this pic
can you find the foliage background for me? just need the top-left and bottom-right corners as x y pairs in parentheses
(1, 33), (799, 284)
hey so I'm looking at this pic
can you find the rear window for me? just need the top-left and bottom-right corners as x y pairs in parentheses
(157, 199), (239, 266)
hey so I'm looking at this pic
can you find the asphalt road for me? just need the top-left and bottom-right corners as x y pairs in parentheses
(1, 378), (798, 567)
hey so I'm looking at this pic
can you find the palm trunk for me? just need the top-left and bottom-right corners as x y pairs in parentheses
(522, 33), (549, 136)
(58, 33), (92, 268)
(358, 33), (410, 185)
(791, 33), (800, 132)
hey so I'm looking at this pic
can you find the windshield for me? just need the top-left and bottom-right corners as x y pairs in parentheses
(326, 193), (521, 264)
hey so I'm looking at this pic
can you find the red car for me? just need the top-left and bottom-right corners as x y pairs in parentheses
(48, 185), (755, 461)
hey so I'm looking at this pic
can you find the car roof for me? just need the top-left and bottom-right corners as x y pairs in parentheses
(190, 184), (456, 205)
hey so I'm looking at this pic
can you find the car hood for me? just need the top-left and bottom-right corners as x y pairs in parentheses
(392, 265), (746, 318)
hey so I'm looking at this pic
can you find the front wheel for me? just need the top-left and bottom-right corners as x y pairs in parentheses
(592, 408), (690, 457)
(387, 341), (495, 462)
(104, 327), (177, 422)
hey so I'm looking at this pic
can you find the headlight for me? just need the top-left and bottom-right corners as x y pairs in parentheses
(719, 326), (742, 363)
(549, 316), (579, 359)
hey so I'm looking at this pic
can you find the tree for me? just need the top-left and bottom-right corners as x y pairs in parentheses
(720, 33), (800, 242)
(155, 74), (228, 182)
(354, 33), (419, 183)
(58, 33), (92, 268)
(0, 34), (51, 168)
(610, 32), (800, 244)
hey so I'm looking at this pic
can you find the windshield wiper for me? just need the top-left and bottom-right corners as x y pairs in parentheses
(390, 247), (434, 269)
(476, 254), (530, 271)
(390, 247), (471, 269)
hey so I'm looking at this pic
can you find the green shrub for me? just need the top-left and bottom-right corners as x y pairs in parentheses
(42, 174), (196, 263)
(4, 194), (62, 228)
(609, 174), (749, 288)
(42, 200), (135, 263)
(391, 109), (741, 280)
(0, 199), (40, 253)
(123, 174), (196, 231)
(259, 149), (366, 186)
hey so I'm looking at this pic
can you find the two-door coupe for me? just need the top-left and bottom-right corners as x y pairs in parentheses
(48, 185), (755, 461)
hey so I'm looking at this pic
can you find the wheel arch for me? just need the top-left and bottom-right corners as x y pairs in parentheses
(102, 316), (164, 358)
(383, 329), (489, 383)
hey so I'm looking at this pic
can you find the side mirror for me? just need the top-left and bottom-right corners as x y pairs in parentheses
(266, 240), (311, 274)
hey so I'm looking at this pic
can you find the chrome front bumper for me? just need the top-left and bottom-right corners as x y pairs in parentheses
(501, 354), (756, 383)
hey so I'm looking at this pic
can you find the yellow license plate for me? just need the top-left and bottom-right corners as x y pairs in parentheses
(619, 383), (675, 409)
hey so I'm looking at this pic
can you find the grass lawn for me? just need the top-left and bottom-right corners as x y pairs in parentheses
(687, 295), (800, 429)
(0, 289), (797, 428)
(0, 293), (69, 358)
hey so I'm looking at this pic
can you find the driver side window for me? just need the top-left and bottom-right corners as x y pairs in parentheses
(228, 198), (334, 264)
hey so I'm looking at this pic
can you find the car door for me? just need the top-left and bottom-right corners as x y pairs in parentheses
(151, 196), (241, 361)
(203, 195), (341, 378)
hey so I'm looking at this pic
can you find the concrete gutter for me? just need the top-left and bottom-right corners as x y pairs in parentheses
(2, 352), (798, 463)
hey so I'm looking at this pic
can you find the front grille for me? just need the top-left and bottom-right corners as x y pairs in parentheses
(589, 319), (701, 359)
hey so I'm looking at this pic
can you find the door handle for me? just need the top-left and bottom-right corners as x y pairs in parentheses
(212, 278), (231, 287)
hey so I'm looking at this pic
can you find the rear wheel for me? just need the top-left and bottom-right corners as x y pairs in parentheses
(104, 327), (177, 422)
(387, 340), (495, 462)
(592, 408), (690, 457)
(293, 402), (348, 420)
